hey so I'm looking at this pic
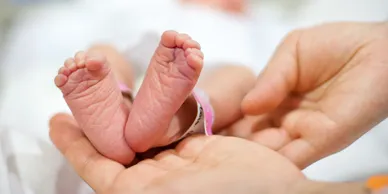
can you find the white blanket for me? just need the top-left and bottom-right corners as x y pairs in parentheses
(0, 0), (387, 193)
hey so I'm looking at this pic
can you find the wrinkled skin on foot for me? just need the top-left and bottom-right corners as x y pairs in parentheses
(240, 22), (388, 169)
(125, 31), (204, 152)
(55, 31), (204, 164)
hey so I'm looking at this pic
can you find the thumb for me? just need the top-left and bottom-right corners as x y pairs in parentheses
(242, 31), (301, 115)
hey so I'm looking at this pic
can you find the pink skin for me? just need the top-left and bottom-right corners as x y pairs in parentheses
(125, 31), (204, 152)
(55, 31), (204, 164)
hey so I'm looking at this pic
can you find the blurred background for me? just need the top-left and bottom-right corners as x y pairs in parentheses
(0, 0), (387, 193)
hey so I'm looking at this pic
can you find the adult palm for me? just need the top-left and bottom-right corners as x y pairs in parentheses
(49, 113), (303, 194)
(239, 22), (388, 169)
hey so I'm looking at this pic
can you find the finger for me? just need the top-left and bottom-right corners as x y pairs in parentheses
(249, 128), (291, 151)
(224, 115), (292, 151)
(278, 139), (318, 169)
(153, 149), (192, 170)
(175, 135), (218, 160)
(221, 116), (258, 138)
(242, 30), (301, 115)
(199, 65), (256, 131)
(49, 113), (124, 193)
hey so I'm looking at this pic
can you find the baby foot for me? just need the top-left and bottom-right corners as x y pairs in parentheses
(55, 51), (134, 164)
(125, 31), (204, 152)
(55, 31), (203, 164)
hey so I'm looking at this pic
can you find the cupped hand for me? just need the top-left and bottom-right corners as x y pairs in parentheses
(49, 113), (304, 194)
(239, 22), (388, 169)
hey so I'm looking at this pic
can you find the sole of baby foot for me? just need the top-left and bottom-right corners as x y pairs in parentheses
(125, 31), (204, 152)
(55, 51), (135, 165)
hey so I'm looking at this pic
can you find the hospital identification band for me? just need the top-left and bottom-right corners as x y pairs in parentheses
(119, 84), (214, 141)
(119, 83), (134, 102)
(176, 88), (214, 141)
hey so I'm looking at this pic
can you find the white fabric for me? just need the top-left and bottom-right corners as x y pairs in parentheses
(0, 1), (261, 193)
(0, 0), (387, 193)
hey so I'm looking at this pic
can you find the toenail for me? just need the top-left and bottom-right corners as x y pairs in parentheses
(58, 67), (65, 74)
(77, 61), (85, 68)
(68, 63), (77, 71)
(75, 51), (85, 58)
(191, 54), (201, 62)
(86, 53), (104, 61)
(86, 55), (98, 61)
(59, 67), (71, 75)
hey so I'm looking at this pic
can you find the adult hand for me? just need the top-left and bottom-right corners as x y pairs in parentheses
(49, 113), (304, 194)
(240, 22), (388, 169)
